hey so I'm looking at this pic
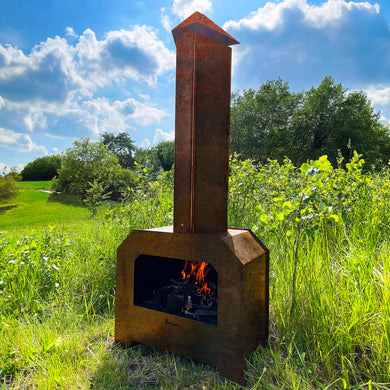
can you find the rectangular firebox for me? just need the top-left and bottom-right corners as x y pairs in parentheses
(115, 12), (269, 384)
(116, 227), (268, 383)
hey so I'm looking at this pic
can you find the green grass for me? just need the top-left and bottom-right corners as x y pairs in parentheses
(0, 164), (389, 390)
(17, 181), (53, 190)
(0, 181), (91, 230)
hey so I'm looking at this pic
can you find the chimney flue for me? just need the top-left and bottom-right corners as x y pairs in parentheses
(172, 12), (239, 234)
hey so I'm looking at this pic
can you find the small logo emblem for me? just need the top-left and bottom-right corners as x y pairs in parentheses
(165, 318), (178, 327)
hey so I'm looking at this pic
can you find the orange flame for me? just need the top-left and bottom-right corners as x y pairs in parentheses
(181, 261), (211, 297)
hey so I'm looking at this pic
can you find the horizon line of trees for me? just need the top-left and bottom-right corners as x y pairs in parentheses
(6, 75), (389, 202)
(231, 76), (390, 169)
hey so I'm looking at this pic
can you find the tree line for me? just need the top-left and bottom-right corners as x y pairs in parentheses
(6, 76), (388, 203)
(231, 76), (390, 168)
(17, 133), (175, 199)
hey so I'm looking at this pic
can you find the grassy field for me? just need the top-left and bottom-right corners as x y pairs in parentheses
(0, 159), (389, 389)
(0, 181), (90, 230)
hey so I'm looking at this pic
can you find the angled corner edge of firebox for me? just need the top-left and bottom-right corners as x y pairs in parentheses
(221, 227), (270, 351)
(114, 225), (269, 384)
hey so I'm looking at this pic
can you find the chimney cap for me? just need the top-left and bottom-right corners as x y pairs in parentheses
(172, 11), (239, 46)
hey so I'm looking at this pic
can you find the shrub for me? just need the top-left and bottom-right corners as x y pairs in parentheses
(55, 138), (135, 198)
(0, 175), (19, 202)
(21, 155), (61, 181)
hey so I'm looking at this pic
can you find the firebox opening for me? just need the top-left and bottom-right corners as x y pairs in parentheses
(134, 255), (218, 325)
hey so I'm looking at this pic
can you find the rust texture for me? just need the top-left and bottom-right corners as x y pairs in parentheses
(173, 12), (238, 234)
(115, 227), (269, 384)
(115, 12), (269, 384)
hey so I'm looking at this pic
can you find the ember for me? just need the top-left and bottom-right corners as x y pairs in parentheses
(134, 256), (218, 325)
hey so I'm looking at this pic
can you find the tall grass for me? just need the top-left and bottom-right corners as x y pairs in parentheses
(0, 162), (389, 389)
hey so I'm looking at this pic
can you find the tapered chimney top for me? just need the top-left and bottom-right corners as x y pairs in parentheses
(172, 11), (239, 46)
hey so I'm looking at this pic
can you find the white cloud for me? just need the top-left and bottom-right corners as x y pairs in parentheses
(65, 27), (77, 38)
(172, 0), (212, 19)
(24, 111), (47, 131)
(73, 26), (175, 89)
(223, 0), (389, 91)
(0, 25), (174, 156)
(139, 128), (175, 149)
(0, 25), (175, 106)
(161, 7), (173, 31)
(0, 162), (25, 173)
(139, 138), (151, 149)
(365, 85), (390, 105)
(77, 97), (168, 135)
(0, 127), (47, 153)
(153, 128), (174, 145)
(224, 0), (380, 31)
(0, 162), (26, 173)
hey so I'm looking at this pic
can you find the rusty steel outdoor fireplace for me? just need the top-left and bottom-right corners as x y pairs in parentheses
(115, 12), (269, 383)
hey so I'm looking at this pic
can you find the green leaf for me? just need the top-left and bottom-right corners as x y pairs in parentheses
(330, 214), (339, 223)
(300, 162), (310, 175)
(260, 214), (268, 224)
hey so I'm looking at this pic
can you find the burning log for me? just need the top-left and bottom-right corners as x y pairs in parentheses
(140, 262), (218, 324)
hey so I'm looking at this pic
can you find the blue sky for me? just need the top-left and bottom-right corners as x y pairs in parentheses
(1, 0), (390, 172)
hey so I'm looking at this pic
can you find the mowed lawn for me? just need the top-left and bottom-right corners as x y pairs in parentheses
(0, 181), (91, 230)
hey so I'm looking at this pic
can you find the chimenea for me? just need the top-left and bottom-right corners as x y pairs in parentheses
(115, 12), (269, 384)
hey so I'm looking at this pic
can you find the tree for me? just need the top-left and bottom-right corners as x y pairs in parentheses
(55, 137), (135, 196)
(134, 140), (175, 177)
(231, 76), (390, 169)
(100, 132), (136, 169)
(290, 76), (390, 168)
(230, 78), (302, 162)
(84, 180), (111, 216)
(150, 141), (175, 172)
(21, 155), (61, 181)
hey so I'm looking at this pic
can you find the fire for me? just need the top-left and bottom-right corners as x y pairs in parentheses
(181, 261), (211, 297)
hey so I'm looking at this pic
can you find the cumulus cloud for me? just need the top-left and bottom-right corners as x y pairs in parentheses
(224, 0), (388, 89)
(0, 25), (175, 106)
(153, 128), (174, 145)
(76, 26), (175, 87)
(0, 25), (174, 163)
(0, 162), (25, 173)
(224, 0), (379, 31)
(139, 138), (151, 149)
(139, 128), (175, 150)
(161, 7), (173, 31)
(24, 111), (47, 131)
(0, 36), (76, 102)
(0, 127), (47, 153)
(365, 85), (390, 105)
(78, 97), (168, 135)
(65, 27), (77, 38)
(172, 0), (212, 19)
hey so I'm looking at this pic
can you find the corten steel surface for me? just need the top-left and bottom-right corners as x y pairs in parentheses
(115, 12), (269, 384)
(115, 227), (269, 383)
(173, 12), (238, 234)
